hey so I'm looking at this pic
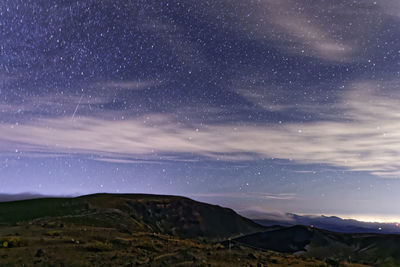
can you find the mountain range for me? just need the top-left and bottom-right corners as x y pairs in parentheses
(243, 211), (400, 235)
(0, 193), (398, 266)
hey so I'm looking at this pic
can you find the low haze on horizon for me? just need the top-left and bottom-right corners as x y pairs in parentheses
(1, 0), (400, 222)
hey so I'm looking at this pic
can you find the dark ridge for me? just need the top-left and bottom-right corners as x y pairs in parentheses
(0, 193), (264, 240)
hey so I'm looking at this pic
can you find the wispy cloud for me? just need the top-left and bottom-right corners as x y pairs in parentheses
(238, 210), (296, 221)
(139, 15), (209, 71)
(2, 79), (400, 177)
(261, 193), (296, 200)
(188, 192), (296, 200)
(231, 73), (340, 119)
(200, 0), (384, 62)
(93, 155), (199, 164)
(99, 80), (161, 90)
(380, 0), (400, 19)
(0, 94), (108, 120)
(259, 0), (355, 61)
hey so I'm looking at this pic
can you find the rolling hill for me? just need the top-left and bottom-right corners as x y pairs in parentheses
(0, 193), (263, 239)
(247, 211), (400, 234)
(233, 225), (400, 266)
(0, 193), (381, 266)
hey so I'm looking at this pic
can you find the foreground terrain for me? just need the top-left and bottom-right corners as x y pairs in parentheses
(234, 225), (400, 267)
(0, 223), (353, 266)
(0, 193), (375, 266)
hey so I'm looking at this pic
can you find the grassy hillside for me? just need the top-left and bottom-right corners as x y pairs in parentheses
(0, 193), (263, 240)
(0, 193), (368, 266)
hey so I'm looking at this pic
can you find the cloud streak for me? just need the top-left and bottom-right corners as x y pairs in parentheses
(1, 80), (400, 177)
(99, 80), (161, 90)
(188, 192), (296, 200)
(197, 0), (385, 62)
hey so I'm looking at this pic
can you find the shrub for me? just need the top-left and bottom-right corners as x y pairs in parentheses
(85, 241), (113, 252)
(0, 236), (25, 248)
(214, 243), (225, 249)
(45, 231), (61, 237)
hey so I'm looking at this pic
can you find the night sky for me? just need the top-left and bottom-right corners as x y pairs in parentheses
(1, 0), (400, 222)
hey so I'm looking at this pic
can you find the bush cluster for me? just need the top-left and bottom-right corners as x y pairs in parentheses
(85, 241), (113, 252)
(0, 236), (25, 248)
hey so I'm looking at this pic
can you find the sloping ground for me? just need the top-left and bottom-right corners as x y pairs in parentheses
(233, 225), (313, 253)
(0, 223), (368, 267)
(0, 194), (370, 266)
(234, 225), (400, 267)
(0, 193), (263, 240)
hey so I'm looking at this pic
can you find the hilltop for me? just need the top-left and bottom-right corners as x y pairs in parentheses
(0, 193), (263, 240)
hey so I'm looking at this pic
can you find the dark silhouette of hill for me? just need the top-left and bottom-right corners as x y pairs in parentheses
(0, 193), (350, 266)
(233, 225), (400, 266)
(0, 193), (49, 202)
(251, 212), (400, 234)
(0, 193), (388, 266)
(0, 193), (263, 239)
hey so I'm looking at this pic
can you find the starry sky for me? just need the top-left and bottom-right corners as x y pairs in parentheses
(1, 0), (400, 222)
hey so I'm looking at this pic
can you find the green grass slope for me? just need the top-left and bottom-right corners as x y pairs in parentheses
(0, 193), (263, 240)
